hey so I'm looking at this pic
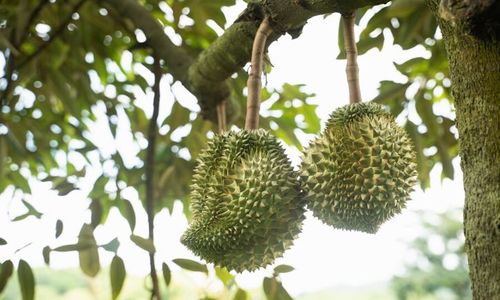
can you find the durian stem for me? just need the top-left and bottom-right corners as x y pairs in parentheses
(216, 100), (227, 133)
(146, 57), (162, 300)
(342, 11), (362, 104)
(245, 17), (273, 130)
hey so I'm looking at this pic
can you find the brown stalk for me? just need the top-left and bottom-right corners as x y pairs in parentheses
(245, 17), (273, 130)
(216, 100), (227, 133)
(342, 11), (362, 104)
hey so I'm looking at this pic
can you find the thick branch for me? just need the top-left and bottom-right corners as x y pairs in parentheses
(104, 0), (389, 122)
(187, 21), (262, 121)
(245, 17), (273, 130)
(145, 59), (162, 300)
(342, 11), (362, 104)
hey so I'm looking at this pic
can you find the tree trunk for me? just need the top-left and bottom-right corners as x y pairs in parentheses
(432, 5), (500, 299)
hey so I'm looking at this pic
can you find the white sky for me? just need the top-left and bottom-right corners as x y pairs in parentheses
(0, 1), (464, 297)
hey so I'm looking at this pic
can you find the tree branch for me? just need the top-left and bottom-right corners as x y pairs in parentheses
(17, 0), (88, 70)
(16, 0), (51, 46)
(103, 0), (389, 123)
(104, 0), (193, 83)
(342, 11), (362, 104)
(1, 52), (15, 106)
(145, 58), (162, 300)
(245, 17), (273, 130)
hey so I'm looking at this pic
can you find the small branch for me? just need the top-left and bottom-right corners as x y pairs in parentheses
(16, 0), (87, 70)
(145, 58), (162, 300)
(216, 100), (227, 133)
(1, 53), (15, 106)
(16, 0), (51, 46)
(342, 11), (362, 104)
(245, 17), (273, 130)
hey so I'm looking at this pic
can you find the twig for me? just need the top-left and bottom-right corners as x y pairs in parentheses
(216, 100), (227, 133)
(145, 57), (162, 300)
(245, 17), (273, 130)
(1, 53), (15, 106)
(342, 11), (362, 104)
(16, 0), (88, 70)
(16, 0), (51, 46)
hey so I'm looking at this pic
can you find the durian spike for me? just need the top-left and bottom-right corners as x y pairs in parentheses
(342, 11), (362, 104)
(216, 100), (227, 133)
(245, 17), (273, 130)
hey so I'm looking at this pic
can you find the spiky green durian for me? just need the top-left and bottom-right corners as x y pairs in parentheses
(181, 129), (305, 272)
(300, 102), (417, 233)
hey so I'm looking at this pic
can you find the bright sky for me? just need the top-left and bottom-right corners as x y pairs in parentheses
(0, 0), (464, 297)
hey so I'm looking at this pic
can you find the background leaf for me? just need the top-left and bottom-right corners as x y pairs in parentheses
(78, 224), (100, 277)
(55, 220), (63, 238)
(110, 255), (126, 300)
(0, 260), (14, 293)
(130, 235), (155, 253)
(17, 260), (35, 300)
(162, 262), (171, 287)
(172, 258), (208, 274)
(273, 264), (295, 274)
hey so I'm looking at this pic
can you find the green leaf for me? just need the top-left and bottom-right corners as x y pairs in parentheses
(12, 213), (31, 222)
(233, 288), (248, 300)
(17, 260), (35, 300)
(172, 258), (208, 274)
(263, 277), (292, 300)
(78, 224), (100, 277)
(42, 246), (51, 265)
(130, 235), (155, 253)
(215, 266), (234, 287)
(53, 180), (78, 196)
(110, 255), (126, 300)
(165, 101), (191, 129)
(12, 200), (43, 221)
(0, 260), (14, 293)
(90, 199), (103, 228)
(273, 264), (295, 274)
(8, 171), (31, 193)
(53, 243), (92, 252)
(117, 199), (136, 232)
(55, 220), (63, 238)
(101, 238), (120, 254)
(162, 262), (171, 287)
(0, 238), (6, 245)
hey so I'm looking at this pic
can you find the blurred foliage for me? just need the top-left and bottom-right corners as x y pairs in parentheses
(391, 211), (471, 300)
(0, 0), (460, 298)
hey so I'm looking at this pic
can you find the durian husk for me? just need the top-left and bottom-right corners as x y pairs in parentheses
(300, 102), (417, 233)
(181, 129), (305, 272)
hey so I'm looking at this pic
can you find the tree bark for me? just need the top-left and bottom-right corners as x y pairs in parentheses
(429, 1), (500, 298)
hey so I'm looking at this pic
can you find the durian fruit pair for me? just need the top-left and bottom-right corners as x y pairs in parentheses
(181, 103), (417, 272)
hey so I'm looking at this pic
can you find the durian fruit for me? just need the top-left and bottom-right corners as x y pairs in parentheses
(300, 102), (417, 233)
(181, 129), (305, 272)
